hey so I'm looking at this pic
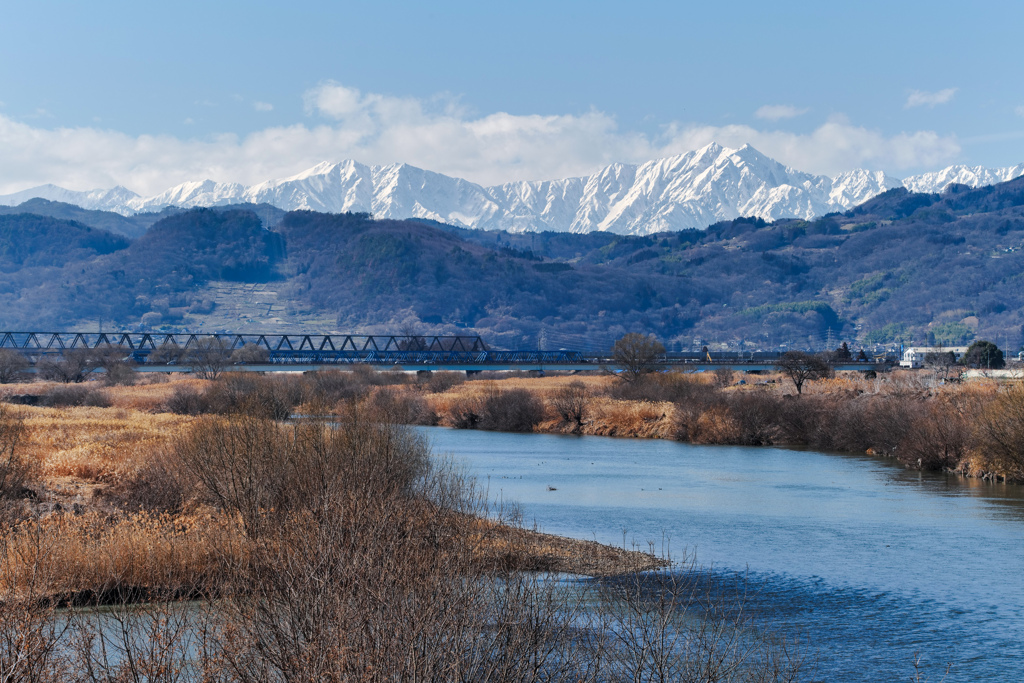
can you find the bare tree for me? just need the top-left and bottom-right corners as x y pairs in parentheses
(612, 333), (666, 383)
(712, 366), (735, 387)
(0, 350), (28, 384)
(924, 349), (960, 382)
(91, 343), (137, 386)
(230, 343), (270, 365)
(551, 381), (590, 433)
(36, 348), (99, 383)
(147, 342), (187, 366)
(775, 350), (832, 395)
(185, 338), (232, 380)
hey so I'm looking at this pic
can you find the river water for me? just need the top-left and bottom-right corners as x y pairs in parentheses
(421, 427), (1024, 682)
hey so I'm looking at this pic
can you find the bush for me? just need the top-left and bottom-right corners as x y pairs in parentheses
(897, 399), (973, 471)
(164, 385), (212, 415)
(425, 371), (465, 394)
(612, 372), (715, 404)
(168, 407), (431, 536)
(0, 349), (28, 384)
(230, 343), (271, 365)
(550, 381), (589, 432)
(104, 362), (137, 386)
(478, 388), (544, 432)
(712, 367), (735, 387)
(0, 406), (32, 500)
(445, 395), (483, 429)
(101, 449), (186, 512)
(37, 384), (110, 408)
(975, 385), (1024, 480)
(36, 350), (97, 383)
(364, 387), (437, 425)
(203, 373), (305, 420)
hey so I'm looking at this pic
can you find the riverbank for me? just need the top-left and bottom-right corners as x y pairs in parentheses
(1, 362), (1021, 605)
(0, 392), (665, 607)
(407, 370), (1023, 483)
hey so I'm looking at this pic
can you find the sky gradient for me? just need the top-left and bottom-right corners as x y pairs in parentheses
(1, 0), (1022, 195)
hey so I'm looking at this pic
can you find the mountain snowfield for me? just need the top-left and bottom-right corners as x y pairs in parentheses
(3, 143), (1022, 235)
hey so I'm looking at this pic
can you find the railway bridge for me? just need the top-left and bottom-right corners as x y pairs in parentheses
(0, 331), (889, 372)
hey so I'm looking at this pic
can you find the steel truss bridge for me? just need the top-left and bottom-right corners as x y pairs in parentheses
(0, 331), (586, 366)
(0, 331), (888, 371)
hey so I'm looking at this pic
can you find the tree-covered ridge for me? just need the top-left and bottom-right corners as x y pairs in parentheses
(0, 176), (1021, 351)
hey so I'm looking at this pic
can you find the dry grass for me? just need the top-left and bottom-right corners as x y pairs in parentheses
(102, 376), (208, 412)
(15, 405), (193, 481)
(471, 518), (667, 575)
(0, 389), (664, 602)
(1, 510), (239, 602)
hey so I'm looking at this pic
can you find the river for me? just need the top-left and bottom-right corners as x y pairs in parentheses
(420, 427), (1024, 683)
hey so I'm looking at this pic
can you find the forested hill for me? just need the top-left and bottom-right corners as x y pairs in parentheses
(1, 176), (1023, 352)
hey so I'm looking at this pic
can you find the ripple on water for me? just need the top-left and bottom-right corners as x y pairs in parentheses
(422, 427), (1024, 682)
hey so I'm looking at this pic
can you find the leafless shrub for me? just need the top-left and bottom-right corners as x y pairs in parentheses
(37, 349), (98, 383)
(104, 362), (137, 387)
(90, 343), (137, 386)
(591, 564), (807, 682)
(898, 399), (974, 471)
(184, 338), (232, 380)
(425, 370), (465, 393)
(712, 366), (735, 387)
(551, 380), (590, 432)
(479, 387), (544, 432)
(728, 391), (784, 445)
(445, 395), (483, 429)
(147, 342), (186, 365)
(101, 449), (187, 513)
(230, 343), (270, 365)
(612, 372), (713, 403)
(306, 369), (370, 404)
(170, 414), (287, 537)
(975, 385), (1024, 480)
(37, 384), (111, 408)
(0, 407), (32, 501)
(164, 385), (212, 415)
(364, 386), (437, 425)
(169, 404), (431, 537)
(68, 599), (214, 682)
(204, 373), (295, 420)
(0, 349), (28, 384)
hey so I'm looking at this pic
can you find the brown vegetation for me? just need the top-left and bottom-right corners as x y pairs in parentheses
(413, 368), (1024, 482)
(0, 373), (810, 682)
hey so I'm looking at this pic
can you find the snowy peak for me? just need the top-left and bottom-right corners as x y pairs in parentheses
(0, 184), (140, 212)
(2, 148), (1022, 235)
(902, 164), (1024, 194)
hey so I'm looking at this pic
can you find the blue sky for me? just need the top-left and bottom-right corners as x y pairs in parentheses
(1, 0), (1022, 194)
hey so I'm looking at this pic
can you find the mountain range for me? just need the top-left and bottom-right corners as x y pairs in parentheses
(2, 143), (1023, 234)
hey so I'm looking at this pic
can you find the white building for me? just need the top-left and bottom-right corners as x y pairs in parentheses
(899, 346), (969, 369)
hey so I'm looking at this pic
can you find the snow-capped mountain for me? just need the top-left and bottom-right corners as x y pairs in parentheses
(2, 144), (1021, 235)
(0, 184), (141, 213)
(901, 164), (1024, 194)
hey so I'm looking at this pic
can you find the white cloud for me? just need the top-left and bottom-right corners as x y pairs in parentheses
(754, 104), (808, 121)
(0, 83), (962, 196)
(1015, 105), (1024, 118)
(253, 101), (274, 112)
(905, 88), (957, 108)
